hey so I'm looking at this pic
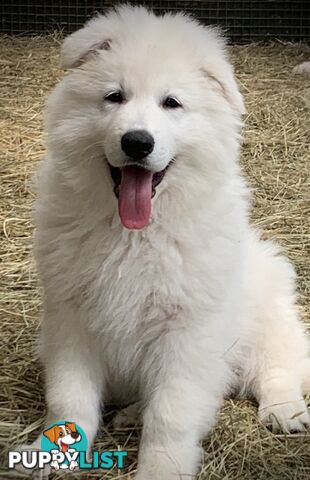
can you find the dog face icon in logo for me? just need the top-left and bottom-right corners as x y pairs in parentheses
(41, 421), (86, 471)
(43, 422), (81, 453)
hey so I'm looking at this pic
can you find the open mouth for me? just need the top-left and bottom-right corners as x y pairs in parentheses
(60, 440), (69, 452)
(108, 162), (171, 230)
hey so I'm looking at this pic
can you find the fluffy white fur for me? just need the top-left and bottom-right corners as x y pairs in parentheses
(293, 61), (310, 75)
(28, 6), (309, 478)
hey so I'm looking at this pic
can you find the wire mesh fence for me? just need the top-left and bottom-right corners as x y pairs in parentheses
(1, 1), (309, 41)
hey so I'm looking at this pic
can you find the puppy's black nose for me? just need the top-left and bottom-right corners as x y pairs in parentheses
(71, 431), (79, 439)
(121, 130), (154, 161)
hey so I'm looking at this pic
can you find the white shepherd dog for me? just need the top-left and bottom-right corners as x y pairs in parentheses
(31, 5), (309, 479)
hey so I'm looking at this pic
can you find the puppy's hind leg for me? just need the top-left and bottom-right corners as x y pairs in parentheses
(113, 402), (142, 429)
(242, 244), (310, 433)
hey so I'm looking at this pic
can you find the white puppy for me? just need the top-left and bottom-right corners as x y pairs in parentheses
(31, 5), (309, 479)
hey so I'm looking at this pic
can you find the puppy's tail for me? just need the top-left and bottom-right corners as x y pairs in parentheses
(302, 358), (310, 394)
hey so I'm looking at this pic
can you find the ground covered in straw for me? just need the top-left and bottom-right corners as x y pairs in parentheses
(0, 35), (309, 479)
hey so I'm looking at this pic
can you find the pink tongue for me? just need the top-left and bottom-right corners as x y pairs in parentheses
(118, 166), (153, 229)
(60, 441), (69, 452)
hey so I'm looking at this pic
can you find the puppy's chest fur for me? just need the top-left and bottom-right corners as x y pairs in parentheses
(73, 224), (192, 333)
(48, 211), (238, 335)
(72, 227), (195, 396)
(41, 210), (241, 394)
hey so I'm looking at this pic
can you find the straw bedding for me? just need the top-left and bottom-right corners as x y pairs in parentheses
(0, 35), (309, 479)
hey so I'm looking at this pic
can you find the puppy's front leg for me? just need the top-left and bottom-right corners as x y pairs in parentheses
(16, 309), (103, 475)
(136, 361), (224, 479)
(42, 323), (103, 448)
(37, 303), (104, 450)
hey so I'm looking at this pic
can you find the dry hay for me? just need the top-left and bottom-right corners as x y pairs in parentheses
(0, 34), (310, 479)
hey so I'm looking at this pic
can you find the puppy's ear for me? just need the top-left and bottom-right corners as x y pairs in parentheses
(61, 36), (111, 69)
(43, 426), (58, 444)
(202, 66), (245, 116)
(199, 28), (245, 116)
(61, 15), (111, 69)
(65, 422), (77, 433)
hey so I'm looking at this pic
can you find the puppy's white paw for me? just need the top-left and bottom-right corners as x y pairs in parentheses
(135, 465), (193, 480)
(259, 391), (310, 433)
(135, 468), (178, 480)
(135, 442), (200, 480)
(112, 403), (141, 429)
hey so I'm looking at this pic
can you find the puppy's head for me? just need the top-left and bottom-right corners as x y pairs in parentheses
(46, 5), (244, 229)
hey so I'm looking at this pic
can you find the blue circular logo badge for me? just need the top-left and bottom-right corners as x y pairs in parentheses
(40, 421), (88, 470)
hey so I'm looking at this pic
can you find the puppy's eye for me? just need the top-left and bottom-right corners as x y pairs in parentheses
(104, 91), (124, 103)
(162, 96), (182, 109)
(59, 431), (63, 437)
